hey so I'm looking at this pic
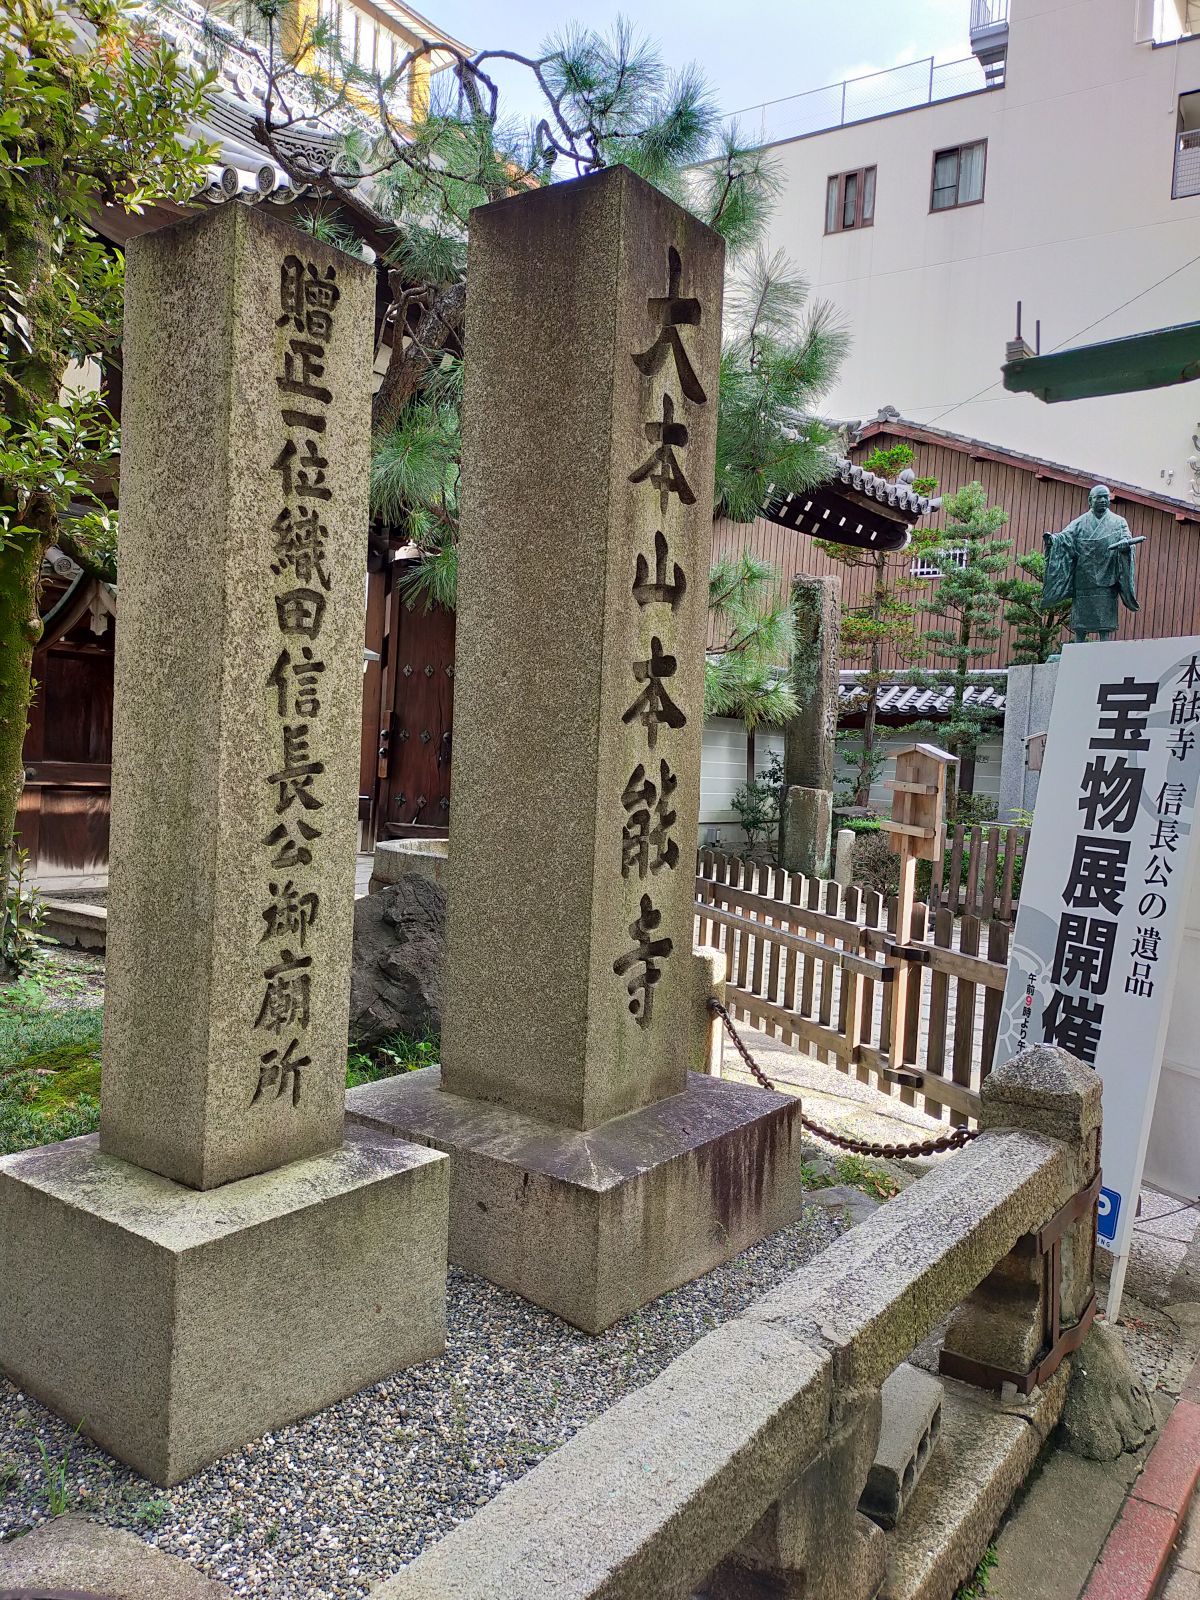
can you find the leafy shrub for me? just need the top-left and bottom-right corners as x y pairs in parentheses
(848, 830), (898, 896)
(730, 779), (779, 849)
(839, 817), (881, 836)
(347, 1029), (440, 1089)
(954, 792), (998, 826)
(3, 850), (53, 974)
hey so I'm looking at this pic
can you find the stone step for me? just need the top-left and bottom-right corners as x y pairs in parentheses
(883, 1369), (1069, 1600)
(41, 897), (107, 951)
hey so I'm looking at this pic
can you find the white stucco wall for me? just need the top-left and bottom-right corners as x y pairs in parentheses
(753, 0), (1200, 494)
(698, 717), (1002, 845)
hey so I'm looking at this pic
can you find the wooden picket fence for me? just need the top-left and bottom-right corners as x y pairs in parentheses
(695, 851), (1015, 1127)
(927, 823), (1030, 922)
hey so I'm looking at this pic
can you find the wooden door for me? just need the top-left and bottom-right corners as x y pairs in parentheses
(376, 593), (455, 838)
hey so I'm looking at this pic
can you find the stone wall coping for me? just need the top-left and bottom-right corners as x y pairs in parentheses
(372, 1113), (1079, 1598)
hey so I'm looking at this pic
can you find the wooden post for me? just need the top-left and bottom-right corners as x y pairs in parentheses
(880, 743), (957, 1079)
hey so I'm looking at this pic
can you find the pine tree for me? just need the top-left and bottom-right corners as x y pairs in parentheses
(814, 443), (928, 808)
(901, 482), (1012, 812)
(997, 550), (1071, 664)
(705, 554), (797, 784)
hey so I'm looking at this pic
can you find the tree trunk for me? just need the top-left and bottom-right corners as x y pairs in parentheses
(0, 504), (49, 971)
(953, 614), (974, 806)
(746, 726), (756, 786)
(371, 280), (467, 435)
(854, 555), (886, 808)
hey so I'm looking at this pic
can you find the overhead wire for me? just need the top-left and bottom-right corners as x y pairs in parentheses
(922, 247), (1200, 427)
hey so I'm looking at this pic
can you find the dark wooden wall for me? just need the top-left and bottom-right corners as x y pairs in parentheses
(17, 618), (114, 877)
(710, 429), (1200, 670)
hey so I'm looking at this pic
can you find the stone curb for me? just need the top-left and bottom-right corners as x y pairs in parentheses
(1080, 1366), (1200, 1600)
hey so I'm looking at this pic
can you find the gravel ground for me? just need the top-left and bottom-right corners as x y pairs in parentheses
(0, 1205), (845, 1599)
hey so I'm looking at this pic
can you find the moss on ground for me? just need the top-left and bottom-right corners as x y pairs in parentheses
(0, 1002), (103, 1154)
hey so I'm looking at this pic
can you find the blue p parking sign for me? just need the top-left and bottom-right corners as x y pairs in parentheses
(1097, 1187), (1121, 1243)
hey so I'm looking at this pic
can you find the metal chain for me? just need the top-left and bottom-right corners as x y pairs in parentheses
(707, 998), (979, 1160)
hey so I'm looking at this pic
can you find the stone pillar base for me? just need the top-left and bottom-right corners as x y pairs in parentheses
(0, 1127), (448, 1485)
(347, 1068), (805, 1334)
(778, 786), (834, 878)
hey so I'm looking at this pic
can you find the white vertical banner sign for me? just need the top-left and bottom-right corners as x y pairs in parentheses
(995, 637), (1200, 1316)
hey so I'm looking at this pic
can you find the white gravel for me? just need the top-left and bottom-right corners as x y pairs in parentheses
(0, 1203), (845, 1599)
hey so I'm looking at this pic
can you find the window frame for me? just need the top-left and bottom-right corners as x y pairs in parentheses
(910, 544), (968, 579)
(824, 165), (877, 235)
(929, 140), (988, 213)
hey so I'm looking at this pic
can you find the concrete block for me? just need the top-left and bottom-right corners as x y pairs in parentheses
(371, 1320), (832, 1600)
(40, 898), (107, 951)
(860, 1362), (944, 1529)
(0, 1514), (230, 1598)
(883, 1370), (1070, 1600)
(348, 1066), (805, 1333)
(0, 1126), (448, 1485)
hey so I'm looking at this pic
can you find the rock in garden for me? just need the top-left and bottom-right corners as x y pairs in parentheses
(349, 877), (446, 1045)
(1058, 1322), (1155, 1460)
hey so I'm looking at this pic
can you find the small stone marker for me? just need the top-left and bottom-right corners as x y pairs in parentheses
(0, 205), (448, 1485)
(348, 166), (806, 1332)
(780, 575), (841, 877)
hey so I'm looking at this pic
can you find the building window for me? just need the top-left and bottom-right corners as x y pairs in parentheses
(1174, 91), (1200, 199)
(930, 141), (987, 210)
(911, 545), (968, 578)
(825, 167), (876, 234)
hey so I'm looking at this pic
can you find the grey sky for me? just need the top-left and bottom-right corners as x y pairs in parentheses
(426, 0), (973, 129)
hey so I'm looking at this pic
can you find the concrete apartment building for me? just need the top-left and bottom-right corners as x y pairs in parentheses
(742, 0), (1200, 496)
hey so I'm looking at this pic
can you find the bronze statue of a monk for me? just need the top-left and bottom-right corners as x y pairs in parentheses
(1043, 485), (1142, 643)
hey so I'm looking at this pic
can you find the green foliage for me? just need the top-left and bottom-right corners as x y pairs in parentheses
(346, 1028), (440, 1088)
(3, 848), (53, 972)
(0, 995), (103, 1155)
(35, 1422), (81, 1517)
(831, 1154), (901, 1200)
(834, 730), (887, 809)
(955, 792), (998, 826)
(861, 443), (914, 479)
(849, 829), (899, 897)
(730, 773), (779, 849)
(901, 482), (1011, 807)
(997, 549), (1070, 664)
(0, 0), (216, 866)
(705, 553), (798, 732)
(838, 817), (881, 835)
(956, 1544), (998, 1599)
(279, 9), (844, 600)
(714, 249), (848, 523)
(802, 1153), (901, 1200)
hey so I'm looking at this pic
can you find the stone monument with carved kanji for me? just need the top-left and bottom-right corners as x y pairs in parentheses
(348, 166), (806, 1333)
(0, 205), (448, 1485)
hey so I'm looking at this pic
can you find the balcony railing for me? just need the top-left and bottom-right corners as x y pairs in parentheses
(723, 54), (995, 150)
(1174, 128), (1200, 198)
(970, 0), (1010, 32)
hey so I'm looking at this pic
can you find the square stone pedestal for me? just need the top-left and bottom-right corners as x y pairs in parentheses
(0, 1126), (448, 1485)
(347, 1069), (805, 1333)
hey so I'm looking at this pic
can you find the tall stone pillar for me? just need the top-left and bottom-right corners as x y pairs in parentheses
(349, 166), (805, 1333)
(0, 206), (448, 1485)
(779, 575), (841, 877)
